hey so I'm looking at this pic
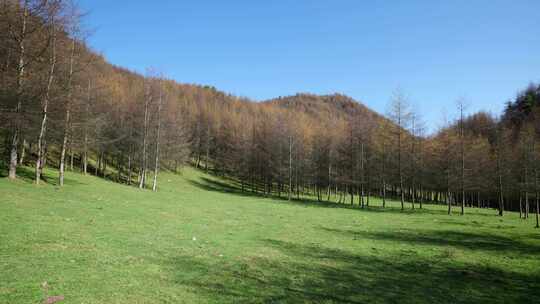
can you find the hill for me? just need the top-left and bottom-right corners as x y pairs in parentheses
(1, 166), (539, 303)
(265, 93), (388, 123)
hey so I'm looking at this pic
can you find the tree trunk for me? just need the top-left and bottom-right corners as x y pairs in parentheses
(102, 152), (107, 177)
(382, 180), (386, 208)
(94, 150), (99, 175)
(288, 135), (292, 201)
(519, 191), (523, 219)
(59, 39), (76, 186)
(70, 148), (74, 171)
(525, 165), (530, 219)
(447, 168), (451, 215)
(152, 81), (163, 192)
(36, 17), (57, 184)
(497, 147), (504, 216)
(397, 112), (405, 210)
(35, 104), (49, 184)
(8, 4), (29, 180)
(205, 126), (211, 173)
(526, 192), (530, 219)
(419, 186), (423, 209)
(83, 80), (90, 175)
(139, 81), (151, 189)
(534, 167), (540, 228)
(459, 103), (466, 215)
(19, 138), (26, 165)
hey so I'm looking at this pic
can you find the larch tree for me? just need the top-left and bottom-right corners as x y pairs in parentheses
(59, 0), (83, 186)
(456, 99), (467, 215)
(138, 75), (152, 189)
(36, 0), (62, 184)
(4, 0), (48, 179)
(152, 78), (164, 192)
(388, 90), (411, 210)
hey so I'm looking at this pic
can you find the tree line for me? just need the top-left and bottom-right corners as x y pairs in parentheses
(1, 0), (539, 227)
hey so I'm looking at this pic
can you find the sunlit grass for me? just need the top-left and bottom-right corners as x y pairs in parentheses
(1, 166), (539, 303)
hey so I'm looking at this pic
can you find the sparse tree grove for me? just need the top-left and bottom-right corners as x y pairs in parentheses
(2, 1), (540, 225)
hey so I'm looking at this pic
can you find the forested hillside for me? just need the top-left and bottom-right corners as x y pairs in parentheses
(1, 0), (540, 226)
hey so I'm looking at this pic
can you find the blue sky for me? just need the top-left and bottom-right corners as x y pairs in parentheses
(79, 0), (540, 132)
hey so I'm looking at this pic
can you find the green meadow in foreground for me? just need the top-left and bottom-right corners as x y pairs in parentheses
(1, 167), (539, 304)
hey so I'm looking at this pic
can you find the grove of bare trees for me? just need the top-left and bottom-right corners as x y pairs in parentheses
(1, 1), (540, 227)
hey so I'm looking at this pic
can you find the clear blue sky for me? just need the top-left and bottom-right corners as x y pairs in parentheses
(79, 0), (540, 132)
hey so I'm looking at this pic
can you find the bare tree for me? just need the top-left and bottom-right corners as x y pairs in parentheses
(7, 0), (30, 179)
(139, 75), (152, 189)
(59, 0), (83, 186)
(36, 1), (61, 184)
(152, 78), (164, 192)
(388, 90), (411, 210)
(287, 124), (294, 201)
(457, 98), (467, 215)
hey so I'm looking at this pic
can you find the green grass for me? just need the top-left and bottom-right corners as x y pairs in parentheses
(1, 166), (539, 303)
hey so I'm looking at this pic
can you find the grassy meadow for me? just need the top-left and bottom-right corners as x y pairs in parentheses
(1, 166), (539, 303)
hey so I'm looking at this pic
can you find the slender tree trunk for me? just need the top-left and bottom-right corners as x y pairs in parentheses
(83, 80), (90, 175)
(398, 125), (404, 210)
(295, 157), (300, 200)
(40, 139), (48, 172)
(59, 104), (71, 184)
(382, 180), (386, 208)
(519, 190), (523, 219)
(288, 135), (293, 201)
(497, 145), (504, 216)
(36, 17), (57, 184)
(535, 169), (539, 228)
(419, 186), (423, 209)
(152, 81), (163, 192)
(127, 149), (132, 185)
(447, 169), (451, 215)
(367, 188), (370, 206)
(382, 143), (386, 208)
(360, 142), (365, 208)
(70, 146), (74, 171)
(19, 138), (26, 165)
(205, 126), (211, 173)
(350, 185), (354, 205)
(525, 164), (530, 219)
(139, 81), (151, 189)
(459, 103), (466, 215)
(9, 3), (28, 180)
(410, 119), (416, 210)
(526, 191), (530, 219)
(116, 153), (122, 182)
(102, 151), (107, 177)
(59, 39), (76, 186)
(327, 162), (331, 201)
(36, 104), (49, 184)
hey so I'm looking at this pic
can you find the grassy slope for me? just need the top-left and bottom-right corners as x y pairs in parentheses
(1, 167), (539, 304)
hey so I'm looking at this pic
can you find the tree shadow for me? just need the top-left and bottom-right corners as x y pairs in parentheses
(162, 239), (539, 303)
(319, 227), (540, 256)
(0, 165), (85, 186)
(187, 174), (480, 217)
(433, 219), (517, 229)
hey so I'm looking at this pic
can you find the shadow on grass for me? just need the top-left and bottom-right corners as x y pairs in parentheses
(165, 238), (539, 303)
(0, 165), (85, 186)
(187, 173), (490, 217)
(433, 219), (514, 229)
(319, 227), (540, 255)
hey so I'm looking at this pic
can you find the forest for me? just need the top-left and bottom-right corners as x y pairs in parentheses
(2, 1), (540, 225)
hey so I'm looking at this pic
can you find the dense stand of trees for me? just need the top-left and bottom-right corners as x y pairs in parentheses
(0, 0), (191, 191)
(1, 1), (540, 226)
